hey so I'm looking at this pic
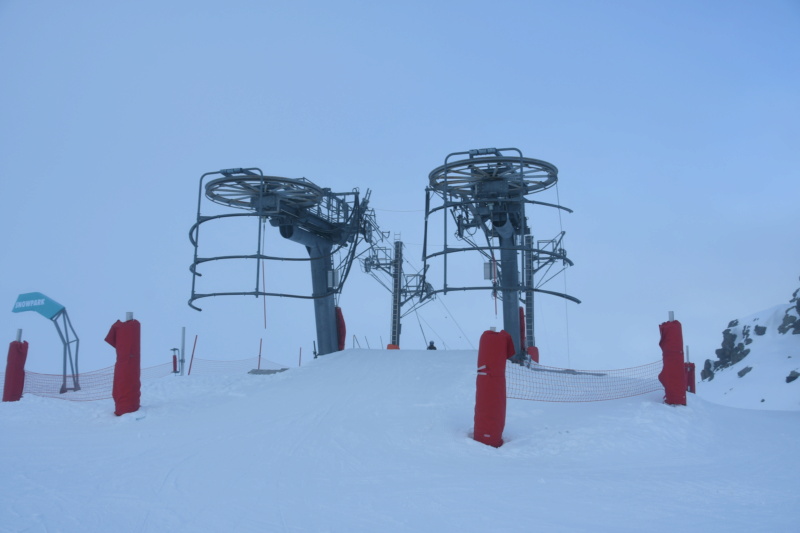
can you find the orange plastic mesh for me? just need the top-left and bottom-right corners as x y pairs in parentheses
(0, 363), (173, 402)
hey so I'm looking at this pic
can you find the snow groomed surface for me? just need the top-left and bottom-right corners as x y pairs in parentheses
(1, 348), (798, 532)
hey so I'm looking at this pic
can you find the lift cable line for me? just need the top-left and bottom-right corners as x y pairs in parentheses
(188, 168), (380, 356)
(421, 147), (580, 362)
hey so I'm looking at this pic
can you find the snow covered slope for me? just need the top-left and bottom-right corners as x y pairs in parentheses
(698, 289), (800, 410)
(1, 349), (799, 532)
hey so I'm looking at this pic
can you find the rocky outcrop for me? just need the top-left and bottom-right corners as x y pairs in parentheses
(704, 327), (751, 380)
(778, 284), (800, 335)
(777, 311), (799, 335)
(702, 279), (799, 381)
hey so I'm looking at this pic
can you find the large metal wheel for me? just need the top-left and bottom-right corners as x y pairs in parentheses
(429, 156), (558, 196)
(205, 175), (323, 210)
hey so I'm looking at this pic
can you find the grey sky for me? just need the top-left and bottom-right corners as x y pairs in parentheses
(2, 0), (798, 372)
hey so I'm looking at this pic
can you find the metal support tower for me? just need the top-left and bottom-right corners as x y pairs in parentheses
(422, 147), (580, 360)
(189, 168), (376, 356)
(362, 237), (433, 348)
(390, 240), (403, 346)
(523, 234), (535, 348)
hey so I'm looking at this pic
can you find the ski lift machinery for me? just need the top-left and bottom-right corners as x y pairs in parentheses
(422, 148), (580, 361)
(360, 237), (435, 348)
(188, 168), (378, 356)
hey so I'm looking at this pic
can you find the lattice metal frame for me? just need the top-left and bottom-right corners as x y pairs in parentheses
(361, 238), (434, 347)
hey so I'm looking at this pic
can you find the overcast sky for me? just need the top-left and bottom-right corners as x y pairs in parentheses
(2, 0), (798, 372)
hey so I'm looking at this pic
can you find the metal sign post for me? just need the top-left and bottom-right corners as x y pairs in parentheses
(11, 292), (80, 393)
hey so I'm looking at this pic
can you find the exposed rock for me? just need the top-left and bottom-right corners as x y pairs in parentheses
(704, 279), (798, 382)
(777, 312), (798, 335)
(701, 279), (800, 408)
(712, 328), (750, 373)
(742, 325), (753, 345)
(780, 281), (800, 335)
(701, 359), (714, 381)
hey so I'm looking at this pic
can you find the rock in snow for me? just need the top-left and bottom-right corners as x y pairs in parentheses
(699, 280), (800, 410)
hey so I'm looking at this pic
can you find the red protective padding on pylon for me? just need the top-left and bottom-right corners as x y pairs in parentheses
(685, 362), (696, 394)
(474, 330), (516, 448)
(3, 341), (29, 402)
(105, 320), (141, 416)
(658, 320), (687, 406)
(335, 306), (346, 352)
(526, 346), (540, 364)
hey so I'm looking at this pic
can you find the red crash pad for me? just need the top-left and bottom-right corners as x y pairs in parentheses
(473, 329), (516, 448)
(3, 340), (29, 402)
(335, 306), (346, 352)
(105, 319), (141, 416)
(658, 320), (687, 406)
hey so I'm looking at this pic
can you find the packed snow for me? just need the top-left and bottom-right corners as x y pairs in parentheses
(2, 347), (798, 532)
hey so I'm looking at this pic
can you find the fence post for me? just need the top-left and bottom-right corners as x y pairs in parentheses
(473, 329), (516, 447)
(104, 315), (141, 416)
(3, 335), (28, 402)
(180, 327), (186, 376)
(188, 335), (198, 375)
(658, 312), (687, 406)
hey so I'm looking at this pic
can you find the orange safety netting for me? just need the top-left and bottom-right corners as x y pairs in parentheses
(0, 363), (174, 402)
(506, 360), (663, 402)
(0, 357), (288, 402)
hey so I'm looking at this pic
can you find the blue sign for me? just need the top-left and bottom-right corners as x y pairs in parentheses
(12, 292), (65, 320)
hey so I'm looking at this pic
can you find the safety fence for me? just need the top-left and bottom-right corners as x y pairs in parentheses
(506, 360), (663, 402)
(1, 357), (285, 402)
(0, 363), (173, 402)
(3, 356), (663, 403)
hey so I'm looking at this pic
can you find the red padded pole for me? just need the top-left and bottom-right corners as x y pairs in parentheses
(335, 307), (346, 351)
(658, 320), (687, 406)
(685, 362), (696, 394)
(105, 319), (141, 416)
(3, 340), (29, 402)
(526, 346), (540, 364)
(473, 329), (516, 448)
